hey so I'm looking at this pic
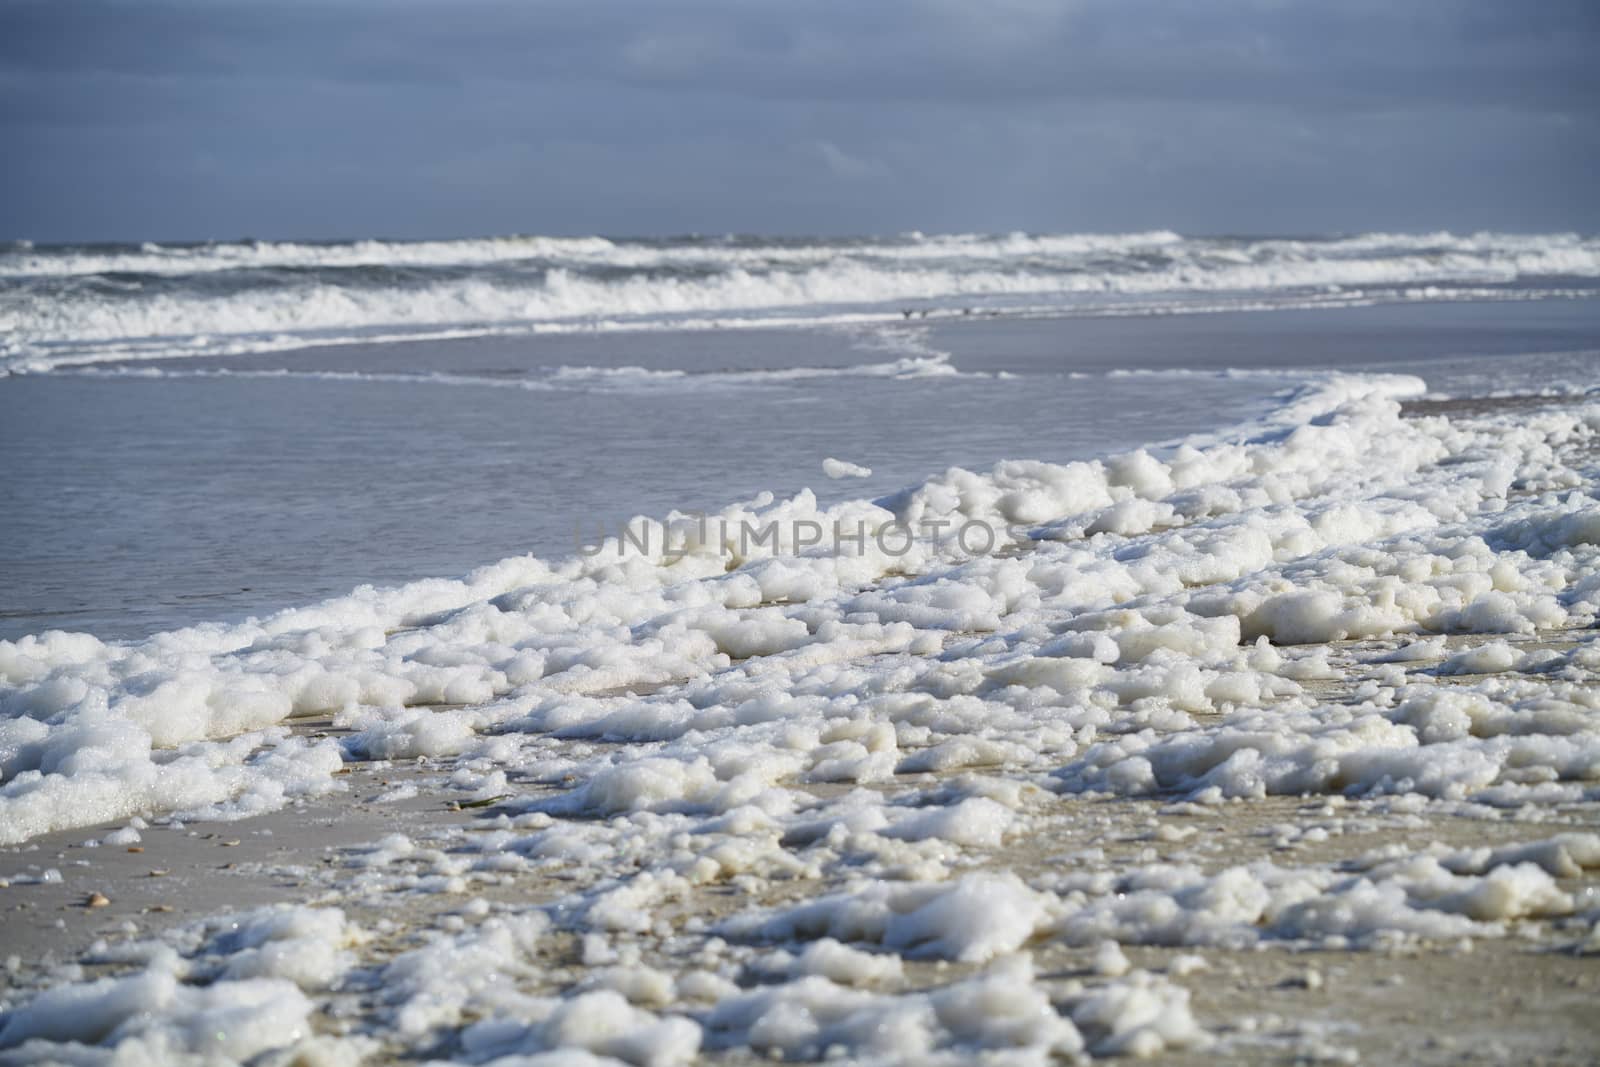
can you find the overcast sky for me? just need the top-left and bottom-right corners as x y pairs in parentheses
(3, 0), (1597, 242)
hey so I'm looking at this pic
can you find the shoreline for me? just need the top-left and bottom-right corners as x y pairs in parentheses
(4, 385), (1600, 1063)
(7, 298), (1598, 644)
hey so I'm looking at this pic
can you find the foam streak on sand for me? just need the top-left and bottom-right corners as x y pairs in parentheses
(61, 346), (984, 393)
(2, 372), (1600, 1063)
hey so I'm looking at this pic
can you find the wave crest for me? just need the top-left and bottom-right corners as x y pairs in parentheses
(4, 230), (1597, 373)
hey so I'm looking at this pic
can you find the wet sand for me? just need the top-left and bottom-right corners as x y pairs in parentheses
(3, 394), (1599, 1064)
(3, 630), (1598, 1063)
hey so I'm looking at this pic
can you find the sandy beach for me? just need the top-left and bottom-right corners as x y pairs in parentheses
(7, 2), (1600, 1059)
(5, 380), (1598, 1064)
(3, 707), (1598, 1064)
(8, 0), (1600, 1056)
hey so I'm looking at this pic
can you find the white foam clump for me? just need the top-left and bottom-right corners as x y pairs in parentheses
(708, 953), (1208, 1062)
(1440, 832), (1600, 879)
(376, 913), (701, 1066)
(1437, 640), (1521, 676)
(707, 954), (1086, 1061)
(823, 457), (873, 479)
(0, 905), (360, 1064)
(1054, 842), (1598, 950)
(882, 796), (1016, 848)
(724, 873), (1048, 963)
(1092, 939), (1131, 976)
(1069, 970), (1210, 1057)
(0, 966), (312, 1064)
(0, 897), (705, 1065)
(188, 905), (360, 990)
(788, 938), (905, 986)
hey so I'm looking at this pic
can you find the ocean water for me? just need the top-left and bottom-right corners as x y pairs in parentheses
(3, 235), (1600, 1064)
(5, 230), (1598, 373)
(2, 232), (1599, 641)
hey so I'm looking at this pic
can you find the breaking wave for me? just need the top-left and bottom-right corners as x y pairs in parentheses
(3, 230), (1597, 373)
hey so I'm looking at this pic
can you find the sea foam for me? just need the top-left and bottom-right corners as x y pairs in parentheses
(5, 230), (1598, 373)
(2, 371), (1596, 845)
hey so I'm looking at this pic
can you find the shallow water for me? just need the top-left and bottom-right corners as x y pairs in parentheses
(1, 299), (1597, 641)
(3, 280), (1600, 1065)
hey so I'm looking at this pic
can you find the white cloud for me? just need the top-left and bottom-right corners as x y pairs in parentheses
(816, 140), (889, 180)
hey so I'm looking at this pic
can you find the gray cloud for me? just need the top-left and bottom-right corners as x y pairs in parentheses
(2, 0), (1596, 240)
